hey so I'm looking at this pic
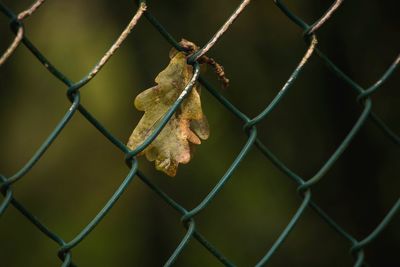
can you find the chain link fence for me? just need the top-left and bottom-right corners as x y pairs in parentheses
(1, 0), (399, 266)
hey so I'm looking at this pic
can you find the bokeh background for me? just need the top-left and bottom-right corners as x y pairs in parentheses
(0, 0), (399, 266)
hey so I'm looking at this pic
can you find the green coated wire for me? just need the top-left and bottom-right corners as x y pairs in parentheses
(245, 35), (318, 129)
(11, 197), (66, 246)
(255, 191), (312, 266)
(358, 54), (400, 99)
(164, 220), (196, 267)
(21, 36), (73, 87)
(191, 230), (236, 267)
(182, 128), (257, 221)
(0, 175), (12, 216)
(0, 188), (12, 216)
(0, 0), (399, 266)
(60, 253), (73, 267)
(254, 139), (360, 244)
(353, 251), (365, 267)
(369, 113), (400, 145)
(351, 198), (400, 252)
(2, 94), (80, 188)
(298, 100), (372, 191)
(8, 197), (78, 266)
(199, 77), (250, 123)
(59, 159), (139, 254)
(137, 171), (235, 266)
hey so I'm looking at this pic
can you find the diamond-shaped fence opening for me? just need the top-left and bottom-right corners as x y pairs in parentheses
(0, 0), (399, 266)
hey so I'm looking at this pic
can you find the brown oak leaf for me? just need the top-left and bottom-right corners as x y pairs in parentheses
(127, 51), (209, 176)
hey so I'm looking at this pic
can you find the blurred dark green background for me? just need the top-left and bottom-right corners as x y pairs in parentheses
(0, 0), (399, 266)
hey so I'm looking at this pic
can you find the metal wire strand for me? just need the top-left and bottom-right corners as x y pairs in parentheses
(0, 0), (399, 266)
(0, 0), (46, 66)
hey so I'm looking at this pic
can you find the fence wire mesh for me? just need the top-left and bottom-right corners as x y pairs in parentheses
(0, 0), (399, 266)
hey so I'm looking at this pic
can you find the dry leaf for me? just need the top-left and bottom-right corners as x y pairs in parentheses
(127, 51), (209, 176)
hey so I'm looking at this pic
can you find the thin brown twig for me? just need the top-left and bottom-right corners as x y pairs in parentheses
(0, 0), (46, 66)
(198, 55), (230, 88)
(299, 35), (318, 67)
(86, 3), (147, 81)
(0, 28), (24, 66)
(193, 0), (251, 61)
(307, 0), (343, 34)
(18, 0), (46, 20)
(277, 35), (318, 95)
(180, 39), (230, 88)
